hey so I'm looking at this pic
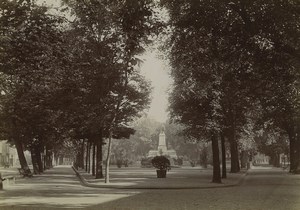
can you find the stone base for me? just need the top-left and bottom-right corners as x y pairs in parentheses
(147, 149), (177, 159)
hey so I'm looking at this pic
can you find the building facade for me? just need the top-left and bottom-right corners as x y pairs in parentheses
(0, 140), (31, 167)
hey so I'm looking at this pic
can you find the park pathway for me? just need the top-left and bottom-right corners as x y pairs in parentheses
(88, 167), (300, 210)
(0, 166), (299, 210)
(0, 166), (136, 209)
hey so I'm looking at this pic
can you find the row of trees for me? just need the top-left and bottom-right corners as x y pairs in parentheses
(0, 0), (161, 182)
(163, 0), (300, 183)
(94, 115), (288, 173)
(0, 0), (298, 184)
(107, 117), (204, 165)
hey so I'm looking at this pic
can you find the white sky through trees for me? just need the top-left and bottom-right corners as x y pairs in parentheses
(140, 52), (172, 123)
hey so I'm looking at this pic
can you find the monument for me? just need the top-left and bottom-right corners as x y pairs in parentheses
(148, 128), (177, 158)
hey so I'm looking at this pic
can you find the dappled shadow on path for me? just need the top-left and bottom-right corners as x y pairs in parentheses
(3, 166), (295, 209)
(78, 167), (243, 189)
(0, 166), (139, 209)
(85, 169), (300, 210)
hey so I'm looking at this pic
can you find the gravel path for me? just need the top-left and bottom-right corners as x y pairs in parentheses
(87, 168), (300, 210)
(0, 166), (299, 210)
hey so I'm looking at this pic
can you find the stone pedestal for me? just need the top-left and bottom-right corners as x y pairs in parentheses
(147, 130), (177, 159)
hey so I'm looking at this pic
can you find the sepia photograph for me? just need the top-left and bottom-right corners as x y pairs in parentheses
(0, 0), (299, 209)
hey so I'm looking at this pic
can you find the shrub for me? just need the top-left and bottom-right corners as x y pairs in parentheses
(151, 156), (171, 171)
(190, 160), (197, 167)
(173, 157), (183, 166)
(123, 159), (129, 167)
(116, 159), (123, 168)
(141, 157), (153, 168)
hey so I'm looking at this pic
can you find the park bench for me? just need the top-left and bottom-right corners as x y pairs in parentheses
(0, 174), (15, 190)
(17, 168), (33, 177)
(2, 176), (15, 184)
(4, 163), (10, 168)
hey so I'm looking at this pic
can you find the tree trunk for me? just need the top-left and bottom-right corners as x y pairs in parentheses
(80, 139), (85, 169)
(14, 138), (31, 175)
(55, 155), (58, 166)
(296, 138), (300, 173)
(288, 128), (297, 172)
(230, 138), (240, 173)
(12, 117), (31, 175)
(45, 147), (52, 169)
(221, 133), (227, 178)
(275, 153), (280, 167)
(105, 129), (113, 183)
(96, 133), (104, 179)
(31, 149), (39, 174)
(51, 152), (54, 168)
(240, 150), (248, 169)
(35, 146), (44, 173)
(43, 147), (47, 171)
(74, 152), (80, 170)
(88, 142), (91, 173)
(295, 122), (300, 173)
(228, 105), (240, 173)
(200, 145), (208, 168)
(85, 141), (89, 172)
(290, 137), (296, 172)
(92, 142), (96, 176)
(212, 133), (221, 183)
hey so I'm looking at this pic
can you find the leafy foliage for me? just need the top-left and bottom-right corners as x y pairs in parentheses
(0, 0), (158, 174)
(151, 155), (171, 171)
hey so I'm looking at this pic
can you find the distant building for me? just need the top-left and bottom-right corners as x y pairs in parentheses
(253, 152), (270, 165)
(0, 140), (31, 167)
(0, 141), (10, 166)
(56, 155), (73, 165)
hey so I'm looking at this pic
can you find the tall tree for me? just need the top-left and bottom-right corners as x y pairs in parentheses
(0, 0), (66, 174)
(162, 0), (235, 183)
(162, 0), (300, 178)
(62, 0), (159, 180)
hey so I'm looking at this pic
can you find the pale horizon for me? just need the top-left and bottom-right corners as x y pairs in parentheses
(140, 51), (172, 123)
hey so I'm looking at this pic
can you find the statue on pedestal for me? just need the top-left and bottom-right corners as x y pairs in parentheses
(147, 126), (177, 158)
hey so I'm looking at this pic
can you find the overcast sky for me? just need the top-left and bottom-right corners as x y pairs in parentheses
(140, 52), (172, 123)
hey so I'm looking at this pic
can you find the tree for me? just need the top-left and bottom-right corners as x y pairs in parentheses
(254, 124), (289, 167)
(104, 68), (152, 183)
(108, 117), (162, 167)
(164, 122), (209, 167)
(162, 0), (300, 179)
(162, 0), (237, 183)
(61, 0), (159, 181)
(60, 0), (126, 178)
(0, 0), (67, 175)
(226, 0), (300, 172)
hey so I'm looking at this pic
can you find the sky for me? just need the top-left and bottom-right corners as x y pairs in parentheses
(140, 52), (172, 123)
(38, 0), (60, 6)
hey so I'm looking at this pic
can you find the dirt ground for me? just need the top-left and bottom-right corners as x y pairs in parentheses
(0, 166), (299, 210)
